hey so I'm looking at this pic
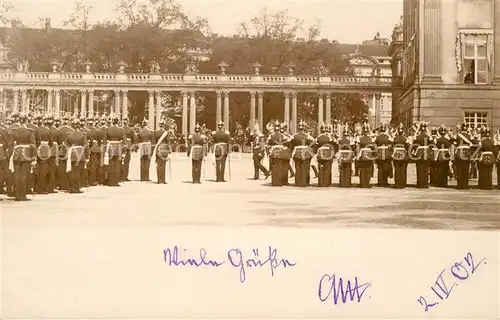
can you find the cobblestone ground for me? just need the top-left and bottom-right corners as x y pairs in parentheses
(1, 153), (499, 231)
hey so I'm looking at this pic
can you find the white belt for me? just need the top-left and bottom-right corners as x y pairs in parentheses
(66, 146), (84, 172)
(139, 142), (151, 145)
(378, 146), (389, 149)
(103, 141), (121, 165)
(393, 147), (405, 151)
(481, 151), (493, 154)
(0, 143), (3, 147)
(293, 145), (308, 152)
(108, 140), (121, 143)
(360, 148), (371, 151)
(40, 141), (49, 145)
(92, 140), (98, 143)
(417, 146), (429, 149)
(437, 148), (449, 152)
(319, 146), (331, 150)
(339, 149), (351, 153)
(457, 146), (470, 149)
(8, 144), (30, 172)
(214, 142), (227, 146)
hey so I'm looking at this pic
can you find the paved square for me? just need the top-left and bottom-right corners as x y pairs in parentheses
(2, 153), (499, 231)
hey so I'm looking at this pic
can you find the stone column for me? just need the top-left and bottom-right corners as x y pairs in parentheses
(121, 90), (128, 119)
(12, 89), (19, 113)
(257, 92), (264, 131)
(216, 91), (222, 125)
(80, 90), (87, 118)
(54, 89), (61, 117)
(114, 90), (121, 116)
(148, 90), (154, 128)
(223, 91), (230, 131)
(421, 0), (443, 83)
(325, 93), (332, 125)
(374, 93), (382, 128)
(88, 90), (94, 117)
(155, 90), (162, 130)
(493, 0), (500, 84)
(317, 92), (324, 129)
(291, 91), (297, 133)
(20, 88), (27, 113)
(189, 91), (196, 134)
(46, 89), (53, 114)
(250, 91), (256, 131)
(283, 92), (290, 129)
(181, 91), (188, 136)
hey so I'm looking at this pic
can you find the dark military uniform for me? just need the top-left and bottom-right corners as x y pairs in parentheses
(46, 122), (60, 193)
(290, 130), (314, 187)
(105, 124), (125, 187)
(435, 130), (451, 188)
(66, 127), (88, 193)
(153, 127), (172, 184)
(251, 133), (270, 180)
(414, 130), (431, 188)
(392, 131), (409, 188)
(188, 131), (206, 183)
(267, 131), (289, 186)
(34, 123), (53, 194)
(122, 124), (136, 182)
(10, 125), (36, 200)
(212, 129), (230, 182)
(98, 124), (109, 184)
(428, 130), (439, 186)
(80, 122), (91, 187)
(454, 128), (472, 190)
(477, 132), (495, 190)
(469, 133), (480, 179)
(6, 122), (20, 196)
(375, 131), (392, 187)
(337, 135), (353, 188)
(57, 123), (74, 190)
(496, 135), (500, 189)
(87, 123), (101, 186)
(356, 133), (374, 188)
(137, 126), (154, 181)
(316, 131), (335, 187)
(0, 123), (9, 193)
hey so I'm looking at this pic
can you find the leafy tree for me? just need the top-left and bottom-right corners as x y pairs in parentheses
(0, 1), (12, 26)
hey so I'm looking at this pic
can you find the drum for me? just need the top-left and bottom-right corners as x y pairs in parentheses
(357, 148), (373, 161)
(269, 145), (284, 158)
(213, 143), (228, 157)
(107, 142), (122, 157)
(436, 149), (451, 161)
(415, 146), (431, 161)
(37, 142), (51, 159)
(392, 147), (408, 161)
(190, 145), (204, 161)
(377, 146), (391, 161)
(338, 150), (353, 164)
(480, 151), (495, 165)
(139, 143), (152, 157)
(293, 146), (313, 160)
(69, 146), (84, 162)
(317, 146), (334, 161)
(455, 146), (471, 161)
(156, 143), (171, 158)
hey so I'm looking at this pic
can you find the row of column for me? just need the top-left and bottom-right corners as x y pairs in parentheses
(493, 0), (500, 84)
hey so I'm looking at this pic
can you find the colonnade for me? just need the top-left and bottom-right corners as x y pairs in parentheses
(2, 87), (385, 134)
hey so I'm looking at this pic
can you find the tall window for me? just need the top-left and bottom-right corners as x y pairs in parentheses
(464, 112), (488, 128)
(462, 34), (488, 84)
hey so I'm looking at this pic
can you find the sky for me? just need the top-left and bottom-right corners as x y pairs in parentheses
(4, 0), (403, 44)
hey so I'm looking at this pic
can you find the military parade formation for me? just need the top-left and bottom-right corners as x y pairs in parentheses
(1, 110), (499, 201)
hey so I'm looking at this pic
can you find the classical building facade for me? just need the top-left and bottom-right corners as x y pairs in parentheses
(392, 0), (500, 131)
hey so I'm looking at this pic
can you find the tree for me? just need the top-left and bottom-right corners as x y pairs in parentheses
(0, 1), (12, 25)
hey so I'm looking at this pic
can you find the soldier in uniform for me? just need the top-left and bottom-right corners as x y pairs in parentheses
(469, 127), (480, 179)
(375, 124), (392, 187)
(97, 115), (109, 185)
(316, 124), (335, 187)
(104, 114), (125, 187)
(79, 117), (91, 188)
(435, 126), (451, 188)
(429, 127), (439, 186)
(266, 120), (287, 186)
(251, 127), (270, 180)
(392, 123), (409, 188)
(9, 113), (36, 201)
(153, 119), (172, 184)
(0, 118), (9, 194)
(137, 118), (154, 181)
(454, 123), (472, 190)
(356, 124), (374, 188)
(188, 123), (206, 183)
(121, 116), (136, 182)
(57, 115), (74, 191)
(34, 114), (53, 194)
(44, 115), (60, 193)
(477, 127), (495, 190)
(86, 117), (101, 186)
(414, 122), (431, 188)
(66, 118), (89, 193)
(290, 120), (314, 187)
(337, 126), (354, 188)
(212, 121), (230, 182)
(495, 130), (500, 189)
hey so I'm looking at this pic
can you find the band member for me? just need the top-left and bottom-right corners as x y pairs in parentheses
(414, 122), (431, 188)
(392, 123), (409, 188)
(495, 129), (500, 189)
(0, 119), (9, 194)
(153, 119), (171, 184)
(34, 114), (53, 194)
(336, 126), (353, 187)
(212, 121), (230, 182)
(477, 127), (495, 190)
(121, 116), (136, 182)
(44, 115), (60, 193)
(79, 117), (91, 188)
(251, 126), (270, 180)
(97, 115), (108, 185)
(267, 120), (287, 186)
(469, 127), (480, 179)
(137, 118), (154, 181)
(290, 120), (314, 187)
(356, 124), (373, 188)
(434, 126), (451, 188)
(9, 113), (36, 201)
(188, 123), (206, 184)
(66, 118), (88, 193)
(375, 124), (392, 187)
(87, 117), (101, 186)
(281, 123), (295, 179)
(57, 115), (74, 191)
(104, 114), (125, 187)
(455, 122), (472, 190)
(429, 127), (439, 186)
(316, 124), (335, 187)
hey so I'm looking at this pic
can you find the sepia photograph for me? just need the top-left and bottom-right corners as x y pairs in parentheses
(1, 0), (499, 318)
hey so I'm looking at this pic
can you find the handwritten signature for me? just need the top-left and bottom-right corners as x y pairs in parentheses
(163, 246), (296, 283)
(417, 252), (486, 312)
(318, 274), (371, 305)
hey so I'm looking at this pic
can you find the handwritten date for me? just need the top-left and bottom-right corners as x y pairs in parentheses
(417, 252), (486, 312)
(163, 246), (296, 283)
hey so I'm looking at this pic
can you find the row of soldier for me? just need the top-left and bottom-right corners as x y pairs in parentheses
(251, 120), (500, 190)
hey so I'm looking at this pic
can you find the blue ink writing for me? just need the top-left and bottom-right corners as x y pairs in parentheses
(318, 274), (371, 305)
(163, 246), (296, 283)
(417, 252), (486, 312)
(163, 246), (225, 267)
